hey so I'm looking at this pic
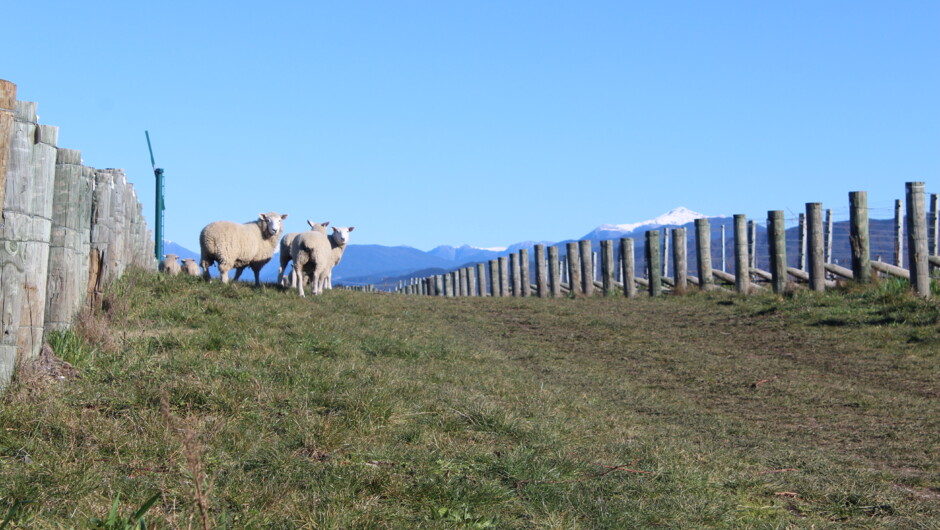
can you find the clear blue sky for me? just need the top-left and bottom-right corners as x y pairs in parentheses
(4, 1), (938, 252)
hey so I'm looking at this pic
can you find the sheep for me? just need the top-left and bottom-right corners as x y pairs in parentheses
(199, 212), (288, 286)
(290, 225), (354, 297)
(278, 220), (329, 287)
(180, 258), (201, 277)
(322, 226), (355, 290)
(159, 254), (181, 276)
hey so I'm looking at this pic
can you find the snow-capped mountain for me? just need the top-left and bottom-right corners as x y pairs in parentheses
(596, 207), (708, 235)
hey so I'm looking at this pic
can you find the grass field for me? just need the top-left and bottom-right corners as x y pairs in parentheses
(1, 271), (938, 528)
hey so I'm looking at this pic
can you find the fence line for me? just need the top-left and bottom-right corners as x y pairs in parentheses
(393, 183), (938, 301)
(1, 81), (154, 391)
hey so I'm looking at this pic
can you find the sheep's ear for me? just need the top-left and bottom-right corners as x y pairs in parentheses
(281, 214), (288, 220)
(307, 220), (315, 228)
(258, 213), (267, 221)
(348, 227), (355, 232)
(322, 221), (330, 227)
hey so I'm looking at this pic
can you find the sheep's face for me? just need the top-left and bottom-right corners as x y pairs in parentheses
(331, 226), (354, 245)
(259, 212), (288, 238)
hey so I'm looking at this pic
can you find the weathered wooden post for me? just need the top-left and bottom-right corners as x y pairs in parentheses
(435, 275), (444, 297)
(467, 266), (477, 297)
(768, 210), (788, 293)
(498, 256), (509, 297)
(534, 244), (547, 298)
(443, 272), (453, 297)
(45, 148), (93, 331)
(825, 208), (833, 265)
(733, 215), (749, 294)
(694, 219), (713, 291)
(798, 213), (807, 271)
(645, 230), (662, 297)
(662, 228), (670, 279)
(849, 191), (871, 283)
(509, 253), (521, 297)
(906, 182), (930, 298)
(476, 263), (486, 296)
(566, 242), (581, 296)
(929, 193), (939, 257)
(620, 238), (636, 298)
(489, 259), (499, 297)
(672, 227), (687, 291)
(519, 248), (530, 297)
(0, 80), (15, 213)
(807, 203), (825, 292)
(894, 199), (904, 268)
(579, 239), (593, 296)
(548, 245), (561, 297)
(600, 240), (615, 295)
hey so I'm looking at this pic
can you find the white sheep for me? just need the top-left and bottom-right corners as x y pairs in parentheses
(180, 258), (201, 277)
(199, 212), (288, 286)
(278, 220), (329, 287)
(322, 226), (355, 290)
(159, 254), (181, 276)
(290, 226), (354, 297)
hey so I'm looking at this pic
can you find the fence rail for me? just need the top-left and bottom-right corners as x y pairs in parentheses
(393, 184), (938, 300)
(1, 80), (154, 391)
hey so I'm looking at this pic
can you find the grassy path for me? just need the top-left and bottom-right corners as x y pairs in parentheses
(1, 271), (937, 527)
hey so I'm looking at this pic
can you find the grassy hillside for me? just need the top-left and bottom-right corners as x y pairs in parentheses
(1, 271), (938, 528)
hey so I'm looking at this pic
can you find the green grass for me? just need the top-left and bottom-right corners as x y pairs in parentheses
(1, 270), (938, 528)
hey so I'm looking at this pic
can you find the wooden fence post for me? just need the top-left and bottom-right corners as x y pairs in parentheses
(489, 260), (498, 297)
(579, 239), (593, 296)
(894, 199), (904, 268)
(600, 240), (615, 295)
(620, 238), (636, 298)
(535, 244), (547, 298)
(733, 215), (749, 294)
(0, 80), (15, 213)
(645, 230), (662, 297)
(825, 208), (833, 265)
(673, 227), (687, 291)
(747, 220), (756, 270)
(443, 272), (452, 297)
(434, 275), (444, 296)
(519, 248), (530, 297)
(566, 242), (581, 295)
(476, 263), (486, 296)
(807, 203), (825, 292)
(457, 268), (466, 297)
(498, 256), (509, 297)
(849, 191), (871, 283)
(467, 266), (477, 297)
(662, 228), (670, 279)
(548, 245), (561, 297)
(906, 182), (930, 298)
(768, 210), (788, 293)
(694, 219), (713, 291)
(510, 253), (521, 297)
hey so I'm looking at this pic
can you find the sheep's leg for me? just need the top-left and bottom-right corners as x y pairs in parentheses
(218, 262), (232, 284)
(232, 267), (245, 283)
(200, 258), (212, 282)
(277, 253), (290, 286)
(325, 271), (333, 290)
(251, 265), (263, 287)
(295, 257), (307, 297)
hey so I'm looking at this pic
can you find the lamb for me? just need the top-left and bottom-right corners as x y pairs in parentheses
(322, 226), (355, 290)
(180, 258), (201, 277)
(278, 220), (329, 287)
(199, 212), (288, 286)
(159, 254), (180, 276)
(290, 225), (354, 297)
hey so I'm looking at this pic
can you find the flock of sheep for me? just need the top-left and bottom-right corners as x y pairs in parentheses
(157, 212), (354, 297)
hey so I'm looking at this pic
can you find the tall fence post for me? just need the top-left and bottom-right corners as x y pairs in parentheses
(498, 256), (509, 297)
(509, 253), (520, 296)
(535, 244), (547, 298)
(566, 242), (581, 296)
(894, 199), (904, 268)
(579, 239), (593, 296)
(547, 245), (561, 297)
(768, 210), (787, 293)
(798, 213), (807, 271)
(825, 208), (833, 266)
(519, 248), (530, 297)
(694, 218), (713, 291)
(457, 268), (467, 297)
(672, 227), (687, 291)
(849, 191), (871, 283)
(662, 228), (670, 279)
(733, 215), (749, 294)
(476, 263), (486, 296)
(807, 203), (825, 292)
(467, 266), (477, 297)
(620, 238), (636, 298)
(488, 260), (498, 297)
(906, 182), (930, 298)
(747, 220), (756, 270)
(600, 240), (614, 295)
(645, 230), (662, 297)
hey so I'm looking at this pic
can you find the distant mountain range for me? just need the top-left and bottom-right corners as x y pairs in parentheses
(163, 207), (907, 289)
